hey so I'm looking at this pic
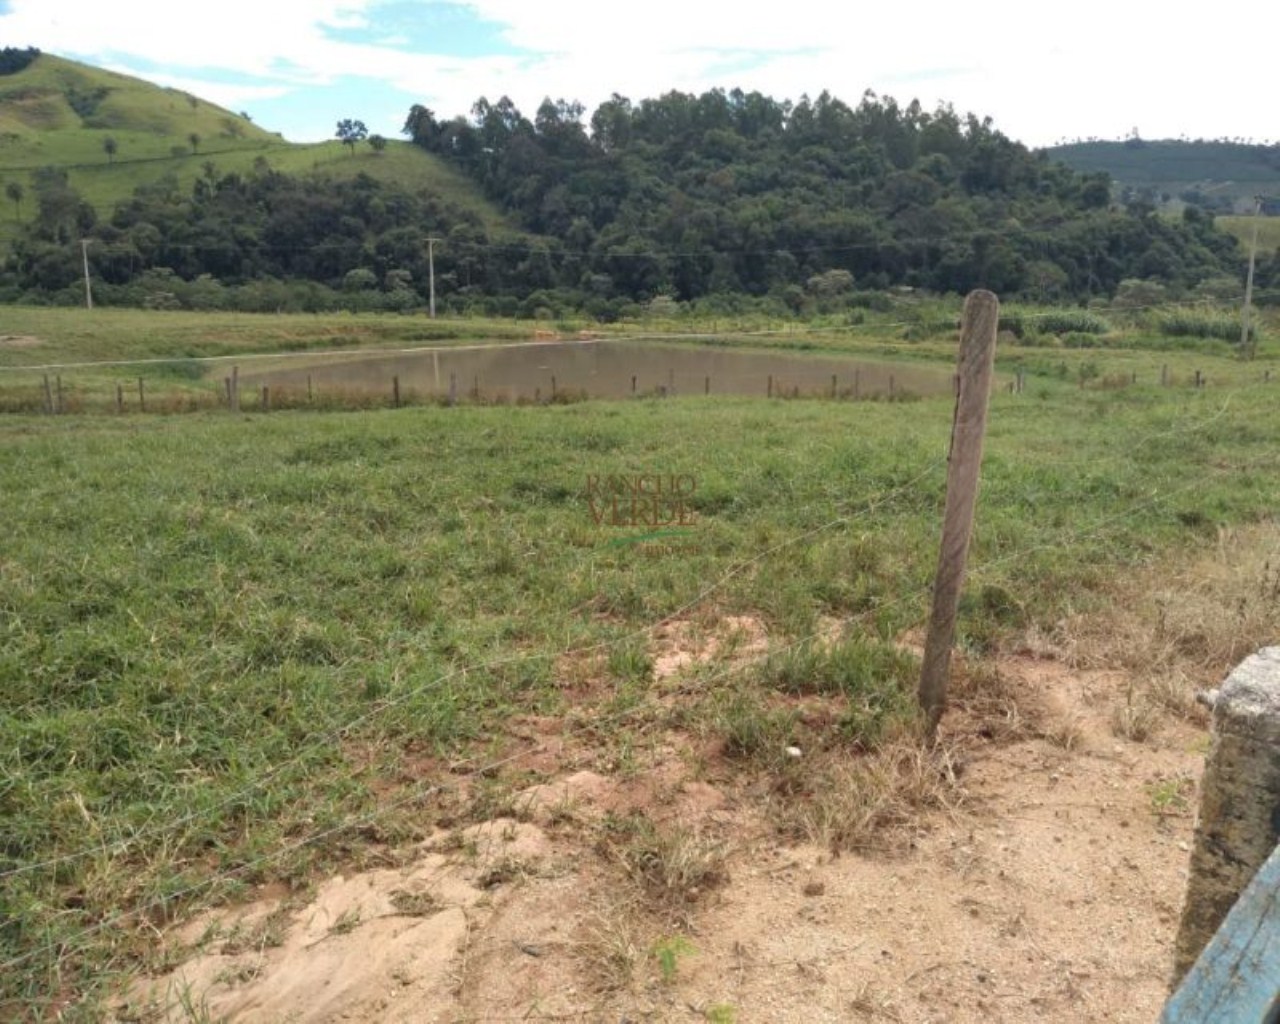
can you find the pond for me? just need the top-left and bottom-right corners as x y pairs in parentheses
(239, 340), (959, 402)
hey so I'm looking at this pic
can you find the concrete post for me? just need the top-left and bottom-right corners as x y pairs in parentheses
(1173, 646), (1280, 982)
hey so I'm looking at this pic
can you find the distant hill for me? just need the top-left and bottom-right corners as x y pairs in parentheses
(1043, 139), (1280, 213)
(0, 52), (509, 244)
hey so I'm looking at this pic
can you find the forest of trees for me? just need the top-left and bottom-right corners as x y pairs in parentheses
(1, 87), (1272, 316)
(0, 46), (40, 77)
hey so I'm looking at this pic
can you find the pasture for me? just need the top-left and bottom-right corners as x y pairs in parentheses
(1, 305), (1278, 1017)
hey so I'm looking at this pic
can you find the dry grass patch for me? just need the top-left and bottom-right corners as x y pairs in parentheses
(1049, 522), (1280, 737)
(774, 733), (964, 854)
(597, 812), (730, 906)
(1058, 523), (1280, 681)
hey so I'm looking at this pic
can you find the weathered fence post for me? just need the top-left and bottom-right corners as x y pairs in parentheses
(55, 375), (63, 414)
(853, 369), (860, 401)
(705, 375), (710, 395)
(393, 375), (401, 408)
(449, 373), (457, 407)
(231, 365), (240, 413)
(42, 375), (52, 415)
(631, 375), (637, 395)
(889, 374), (896, 399)
(1171, 647), (1280, 983)
(116, 383), (124, 414)
(767, 374), (773, 398)
(138, 378), (145, 413)
(261, 385), (269, 411)
(551, 375), (557, 399)
(1195, 369), (1203, 389)
(831, 373), (838, 398)
(918, 290), (999, 737)
(307, 375), (313, 402)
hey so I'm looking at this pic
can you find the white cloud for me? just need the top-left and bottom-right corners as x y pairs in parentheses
(2, 0), (1276, 146)
(102, 67), (290, 112)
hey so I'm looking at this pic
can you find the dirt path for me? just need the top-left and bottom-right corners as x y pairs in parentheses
(118, 656), (1203, 1024)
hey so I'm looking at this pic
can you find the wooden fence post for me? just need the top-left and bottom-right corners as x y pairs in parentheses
(42, 375), (52, 415)
(449, 373), (457, 406)
(831, 373), (838, 398)
(261, 385), (269, 411)
(631, 375), (637, 395)
(307, 375), (313, 402)
(854, 369), (860, 401)
(138, 378), (145, 413)
(393, 376), (401, 408)
(705, 376), (710, 395)
(231, 365), (240, 413)
(1171, 646), (1280, 984)
(918, 290), (1000, 736)
(767, 374), (773, 398)
(116, 383), (124, 414)
(55, 375), (63, 414)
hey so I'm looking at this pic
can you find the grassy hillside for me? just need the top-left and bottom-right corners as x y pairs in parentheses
(0, 53), (509, 244)
(1044, 139), (1280, 210)
(1217, 214), (1280, 254)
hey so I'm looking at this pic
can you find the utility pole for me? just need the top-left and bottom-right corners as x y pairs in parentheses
(80, 238), (93, 310)
(426, 236), (440, 319)
(1240, 195), (1263, 360)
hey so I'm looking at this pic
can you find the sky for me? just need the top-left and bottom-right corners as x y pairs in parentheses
(1, 0), (1276, 149)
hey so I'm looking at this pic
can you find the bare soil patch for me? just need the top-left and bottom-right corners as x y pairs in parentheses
(118, 647), (1204, 1024)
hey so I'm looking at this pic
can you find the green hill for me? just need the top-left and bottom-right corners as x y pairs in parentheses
(0, 52), (509, 244)
(1043, 139), (1280, 210)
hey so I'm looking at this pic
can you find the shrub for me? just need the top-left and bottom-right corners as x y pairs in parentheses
(1157, 312), (1252, 344)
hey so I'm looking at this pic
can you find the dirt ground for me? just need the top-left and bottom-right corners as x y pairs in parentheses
(114, 642), (1208, 1024)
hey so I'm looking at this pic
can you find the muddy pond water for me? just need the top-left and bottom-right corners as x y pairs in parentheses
(242, 340), (959, 402)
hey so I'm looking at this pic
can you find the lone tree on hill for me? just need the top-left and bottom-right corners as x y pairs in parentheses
(102, 136), (118, 164)
(5, 180), (23, 220)
(188, 132), (200, 154)
(336, 118), (368, 155)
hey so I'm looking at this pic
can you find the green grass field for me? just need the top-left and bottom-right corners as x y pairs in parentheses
(1, 302), (1278, 1016)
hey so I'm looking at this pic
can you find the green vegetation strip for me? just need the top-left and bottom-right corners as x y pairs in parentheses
(1, 374), (1277, 1014)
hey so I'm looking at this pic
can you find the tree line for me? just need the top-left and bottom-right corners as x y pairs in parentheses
(1, 87), (1273, 316)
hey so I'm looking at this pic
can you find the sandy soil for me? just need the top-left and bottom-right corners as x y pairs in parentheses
(116, 653), (1205, 1024)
